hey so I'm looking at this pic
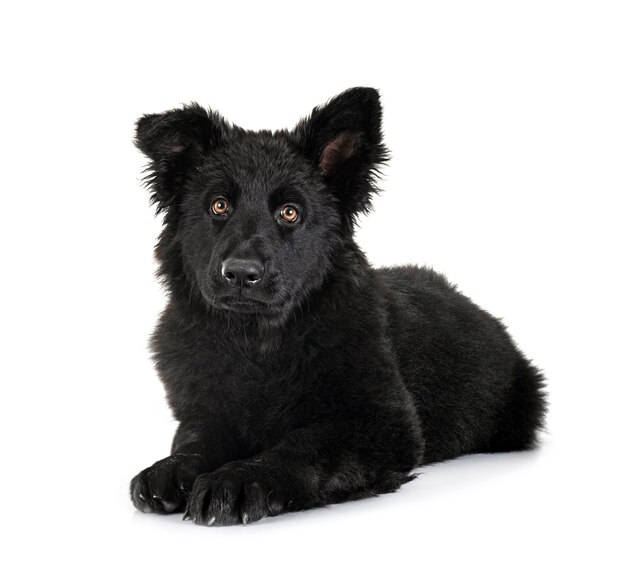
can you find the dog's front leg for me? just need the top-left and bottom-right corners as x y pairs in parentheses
(130, 419), (243, 514)
(185, 415), (423, 525)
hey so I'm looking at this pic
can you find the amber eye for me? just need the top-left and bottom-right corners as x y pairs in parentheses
(280, 205), (299, 223)
(211, 197), (230, 215)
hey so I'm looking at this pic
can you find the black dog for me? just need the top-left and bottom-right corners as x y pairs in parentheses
(130, 87), (547, 526)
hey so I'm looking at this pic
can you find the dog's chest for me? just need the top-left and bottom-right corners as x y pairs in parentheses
(228, 352), (310, 447)
(168, 333), (317, 446)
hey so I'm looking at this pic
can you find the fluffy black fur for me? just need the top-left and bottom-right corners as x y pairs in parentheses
(129, 87), (547, 526)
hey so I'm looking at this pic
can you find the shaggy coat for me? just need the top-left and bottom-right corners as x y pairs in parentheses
(130, 87), (547, 525)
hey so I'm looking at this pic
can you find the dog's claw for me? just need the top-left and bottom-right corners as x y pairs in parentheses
(242, 513), (249, 526)
(207, 516), (216, 526)
(182, 511), (191, 521)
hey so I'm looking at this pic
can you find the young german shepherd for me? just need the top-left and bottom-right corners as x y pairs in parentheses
(130, 88), (546, 526)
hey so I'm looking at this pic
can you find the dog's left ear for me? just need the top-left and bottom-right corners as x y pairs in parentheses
(294, 87), (388, 219)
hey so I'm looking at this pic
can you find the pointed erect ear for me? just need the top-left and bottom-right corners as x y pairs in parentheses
(294, 87), (388, 219)
(135, 103), (227, 211)
(135, 103), (225, 160)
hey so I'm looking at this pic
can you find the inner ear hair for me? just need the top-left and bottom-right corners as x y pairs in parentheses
(319, 131), (362, 176)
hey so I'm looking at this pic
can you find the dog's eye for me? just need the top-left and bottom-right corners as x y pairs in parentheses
(279, 205), (299, 223)
(211, 197), (230, 216)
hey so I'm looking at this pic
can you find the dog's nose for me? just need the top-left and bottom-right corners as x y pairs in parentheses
(221, 258), (264, 286)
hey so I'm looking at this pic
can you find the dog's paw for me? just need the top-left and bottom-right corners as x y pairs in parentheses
(185, 463), (287, 526)
(130, 454), (205, 514)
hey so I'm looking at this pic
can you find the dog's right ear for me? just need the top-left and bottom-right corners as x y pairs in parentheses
(135, 103), (227, 211)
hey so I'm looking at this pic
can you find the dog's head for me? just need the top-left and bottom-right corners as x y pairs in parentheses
(136, 87), (387, 323)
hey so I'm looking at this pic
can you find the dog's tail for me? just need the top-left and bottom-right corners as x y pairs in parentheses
(489, 356), (548, 452)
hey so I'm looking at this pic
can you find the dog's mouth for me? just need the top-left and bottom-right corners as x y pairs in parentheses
(214, 295), (277, 314)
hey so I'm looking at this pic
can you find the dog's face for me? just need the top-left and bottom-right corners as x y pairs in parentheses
(177, 135), (342, 317)
(136, 88), (387, 323)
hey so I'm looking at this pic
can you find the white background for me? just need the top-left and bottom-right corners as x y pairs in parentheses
(1, 1), (624, 563)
